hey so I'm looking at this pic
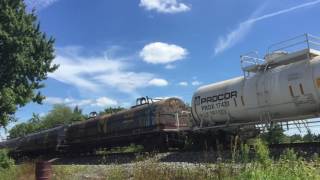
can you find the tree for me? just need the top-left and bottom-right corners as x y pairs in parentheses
(99, 106), (125, 115)
(9, 105), (86, 138)
(303, 130), (315, 142)
(315, 134), (320, 142)
(289, 134), (303, 143)
(8, 113), (41, 138)
(0, 0), (58, 127)
(70, 106), (87, 122)
(41, 104), (85, 129)
(261, 124), (286, 144)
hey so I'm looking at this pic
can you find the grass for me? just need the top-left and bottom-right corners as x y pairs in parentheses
(0, 163), (35, 180)
(1, 139), (320, 180)
(1, 159), (319, 180)
(96, 143), (144, 155)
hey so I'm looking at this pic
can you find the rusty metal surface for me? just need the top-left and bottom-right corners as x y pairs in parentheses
(65, 98), (192, 146)
(35, 161), (52, 180)
(18, 126), (67, 152)
(0, 97), (193, 155)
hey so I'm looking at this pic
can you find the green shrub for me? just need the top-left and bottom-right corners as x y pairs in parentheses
(0, 149), (14, 169)
(280, 148), (298, 161)
(123, 143), (144, 153)
(253, 138), (270, 165)
(239, 143), (250, 163)
(238, 158), (320, 180)
(0, 163), (34, 180)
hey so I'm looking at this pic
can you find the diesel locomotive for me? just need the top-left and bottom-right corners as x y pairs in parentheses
(0, 97), (192, 156)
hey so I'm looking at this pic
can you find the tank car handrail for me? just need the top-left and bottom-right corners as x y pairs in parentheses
(240, 51), (265, 76)
(240, 56), (265, 64)
(308, 34), (320, 41)
(269, 40), (307, 53)
(240, 33), (320, 77)
(267, 33), (320, 55)
(267, 34), (306, 50)
(309, 41), (320, 46)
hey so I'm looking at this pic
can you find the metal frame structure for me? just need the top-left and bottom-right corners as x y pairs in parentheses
(240, 34), (320, 78)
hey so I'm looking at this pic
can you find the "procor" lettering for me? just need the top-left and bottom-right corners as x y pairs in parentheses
(200, 91), (237, 104)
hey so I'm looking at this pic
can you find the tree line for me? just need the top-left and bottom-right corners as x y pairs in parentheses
(260, 124), (320, 144)
(8, 105), (125, 139)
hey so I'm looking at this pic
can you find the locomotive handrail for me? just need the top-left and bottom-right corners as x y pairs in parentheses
(132, 96), (162, 109)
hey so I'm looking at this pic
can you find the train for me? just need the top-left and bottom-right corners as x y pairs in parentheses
(192, 34), (320, 128)
(0, 97), (192, 156)
(1, 34), (320, 156)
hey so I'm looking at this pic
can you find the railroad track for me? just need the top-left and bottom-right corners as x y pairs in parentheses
(269, 142), (320, 157)
(15, 142), (320, 165)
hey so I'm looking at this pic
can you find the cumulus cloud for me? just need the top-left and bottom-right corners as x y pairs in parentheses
(191, 81), (202, 86)
(140, 0), (190, 13)
(94, 72), (158, 93)
(214, 0), (320, 55)
(148, 78), (169, 86)
(140, 42), (188, 64)
(49, 46), (168, 94)
(154, 95), (182, 99)
(165, 64), (176, 69)
(25, 0), (59, 10)
(93, 97), (118, 107)
(45, 96), (118, 107)
(44, 97), (65, 104)
(178, 81), (188, 86)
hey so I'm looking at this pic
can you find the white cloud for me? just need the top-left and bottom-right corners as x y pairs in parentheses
(178, 81), (188, 86)
(49, 46), (168, 94)
(214, 21), (253, 55)
(214, 0), (320, 55)
(49, 54), (122, 92)
(165, 64), (176, 69)
(140, 42), (188, 64)
(148, 78), (169, 86)
(25, 0), (59, 10)
(93, 97), (118, 107)
(45, 96), (118, 107)
(140, 0), (190, 13)
(94, 72), (157, 93)
(191, 81), (202, 86)
(45, 97), (65, 104)
(154, 95), (183, 100)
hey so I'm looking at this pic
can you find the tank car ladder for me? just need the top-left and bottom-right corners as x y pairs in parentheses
(257, 111), (273, 132)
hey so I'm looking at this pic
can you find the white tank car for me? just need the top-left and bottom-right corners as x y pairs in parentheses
(192, 34), (320, 128)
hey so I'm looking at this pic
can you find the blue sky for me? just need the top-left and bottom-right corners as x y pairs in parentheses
(11, 0), (320, 134)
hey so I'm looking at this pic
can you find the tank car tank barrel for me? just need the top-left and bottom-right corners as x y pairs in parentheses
(192, 34), (320, 129)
